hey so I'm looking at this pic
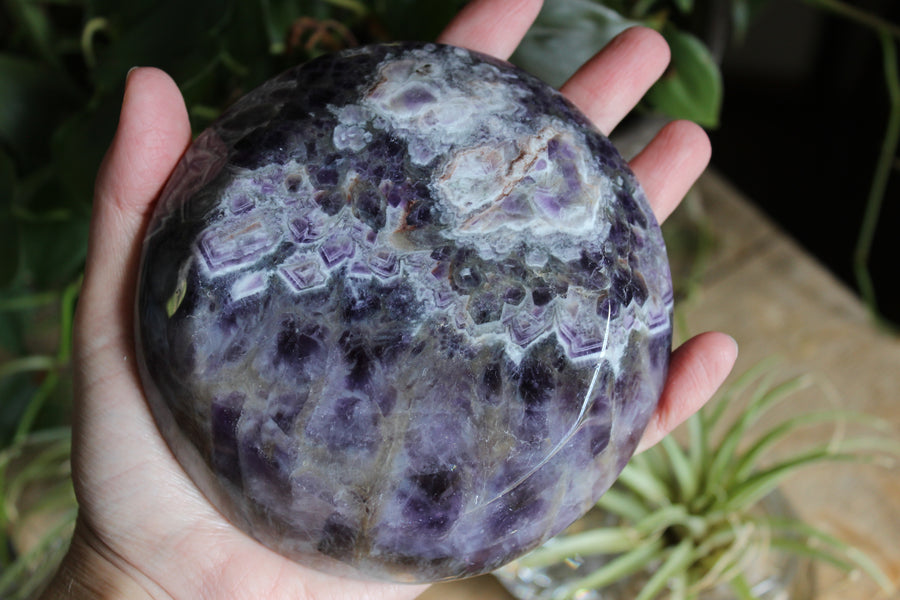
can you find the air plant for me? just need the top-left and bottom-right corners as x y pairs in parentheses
(498, 361), (898, 600)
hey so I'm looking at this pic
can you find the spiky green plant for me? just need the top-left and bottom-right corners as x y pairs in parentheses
(498, 361), (899, 600)
(0, 427), (76, 600)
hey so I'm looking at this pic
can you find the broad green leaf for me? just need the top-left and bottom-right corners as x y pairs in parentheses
(90, 0), (231, 93)
(511, 0), (638, 88)
(19, 215), (90, 289)
(50, 102), (118, 209)
(85, 0), (158, 28)
(5, 0), (58, 66)
(673, 0), (695, 13)
(644, 25), (723, 127)
(0, 54), (81, 169)
(373, 0), (468, 43)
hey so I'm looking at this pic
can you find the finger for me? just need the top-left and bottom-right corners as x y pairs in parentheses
(560, 27), (670, 136)
(630, 119), (711, 223)
(77, 67), (191, 358)
(436, 0), (543, 59)
(636, 332), (738, 454)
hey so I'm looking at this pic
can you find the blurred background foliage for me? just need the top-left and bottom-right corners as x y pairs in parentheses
(0, 0), (897, 597)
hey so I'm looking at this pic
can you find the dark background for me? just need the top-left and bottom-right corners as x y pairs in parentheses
(708, 1), (900, 326)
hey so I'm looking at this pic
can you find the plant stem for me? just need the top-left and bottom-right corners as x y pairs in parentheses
(801, 0), (900, 39)
(853, 33), (900, 327)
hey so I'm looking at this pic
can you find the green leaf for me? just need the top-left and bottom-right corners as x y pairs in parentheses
(686, 412), (708, 491)
(644, 25), (723, 127)
(595, 488), (651, 523)
(519, 526), (642, 568)
(728, 573), (758, 600)
(19, 214), (90, 289)
(618, 461), (672, 507)
(702, 357), (780, 433)
(763, 517), (896, 593)
(0, 151), (20, 288)
(634, 538), (694, 600)
(706, 373), (810, 495)
(630, 444), (670, 482)
(90, 0), (231, 93)
(725, 447), (884, 512)
(5, 0), (59, 66)
(633, 504), (691, 537)
(733, 409), (892, 482)
(374, 0), (468, 45)
(673, 0), (695, 13)
(511, 0), (638, 88)
(661, 435), (698, 501)
(0, 54), (82, 169)
(554, 538), (664, 599)
(0, 505), (76, 599)
(50, 97), (122, 209)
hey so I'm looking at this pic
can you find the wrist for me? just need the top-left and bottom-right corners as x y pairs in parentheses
(39, 521), (158, 600)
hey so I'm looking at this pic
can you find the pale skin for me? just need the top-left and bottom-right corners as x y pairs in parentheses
(40, 0), (738, 598)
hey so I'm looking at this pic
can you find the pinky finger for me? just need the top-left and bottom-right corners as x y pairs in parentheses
(629, 120), (711, 224)
(635, 331), (738, 454)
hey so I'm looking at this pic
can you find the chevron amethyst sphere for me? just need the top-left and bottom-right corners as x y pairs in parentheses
(135, 42), (673, 582)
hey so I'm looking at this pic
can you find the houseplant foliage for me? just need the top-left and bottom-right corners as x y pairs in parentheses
(512, 0), (900, 327)
(496, 361), (899, 600)
(1, 0), (898, 597)
(1, 1), (473, 596)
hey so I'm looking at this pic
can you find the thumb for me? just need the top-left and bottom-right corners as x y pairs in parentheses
(77, 67), (192, 361)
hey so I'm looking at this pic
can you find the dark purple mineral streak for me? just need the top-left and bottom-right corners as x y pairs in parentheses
(135, 42), (673, 583)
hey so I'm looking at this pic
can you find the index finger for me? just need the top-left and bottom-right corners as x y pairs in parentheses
(436, 0), (543, 59)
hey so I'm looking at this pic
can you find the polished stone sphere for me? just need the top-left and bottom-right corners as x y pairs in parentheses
(135, 42), (673, 582)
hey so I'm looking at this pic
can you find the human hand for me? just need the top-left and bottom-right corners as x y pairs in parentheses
(42, 1), (736, 598)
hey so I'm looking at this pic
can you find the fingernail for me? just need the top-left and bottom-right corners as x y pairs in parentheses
(726, 334), (739, 358)
(126, 66), (140, 83)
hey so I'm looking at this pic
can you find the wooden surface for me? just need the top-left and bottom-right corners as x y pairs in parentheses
(419, 172), (900, 600)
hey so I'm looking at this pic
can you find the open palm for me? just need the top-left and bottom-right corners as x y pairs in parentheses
(43, 1), (736, 598)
